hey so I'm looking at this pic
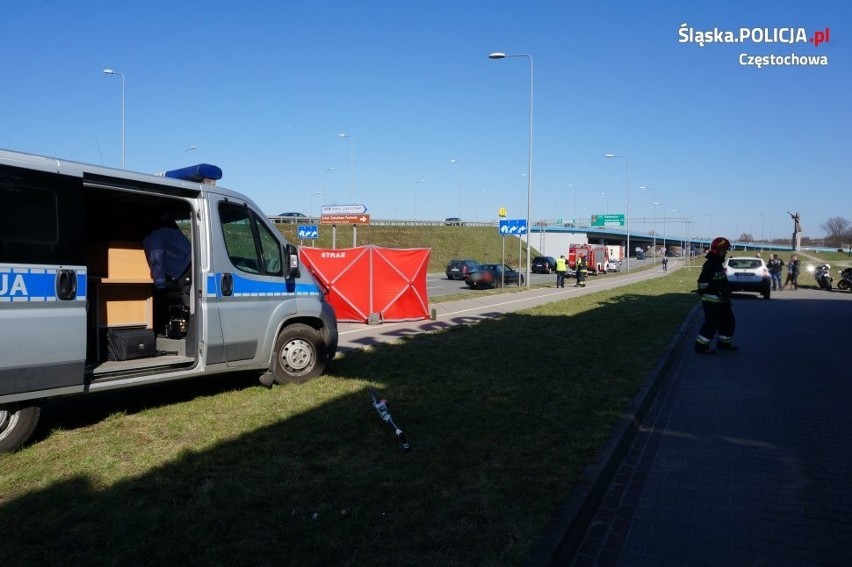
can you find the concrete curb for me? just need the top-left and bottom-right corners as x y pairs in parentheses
(527, 303), (702, 566)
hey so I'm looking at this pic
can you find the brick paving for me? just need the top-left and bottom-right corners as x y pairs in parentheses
(569, 288), (852, 566)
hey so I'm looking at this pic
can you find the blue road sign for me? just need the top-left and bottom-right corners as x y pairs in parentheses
(297, 225), (319, 239)
(499, 219), (527, 235)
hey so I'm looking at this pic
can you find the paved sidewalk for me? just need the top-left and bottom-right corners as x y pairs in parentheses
(568, 287), (852, 565)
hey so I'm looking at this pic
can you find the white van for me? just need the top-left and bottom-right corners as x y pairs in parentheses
(0, 149), (338, 452)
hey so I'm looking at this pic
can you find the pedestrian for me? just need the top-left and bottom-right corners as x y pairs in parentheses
(694, 237), (737, 355)
(575, 254), (588, 287)
(662, 257), (668, 272)
(783, 255), (800, 290)
(767, 253), (784, 291)
(555, 255), (567, 288)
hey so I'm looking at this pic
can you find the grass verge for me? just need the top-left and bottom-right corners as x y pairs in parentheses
(0, 269), (699, 565)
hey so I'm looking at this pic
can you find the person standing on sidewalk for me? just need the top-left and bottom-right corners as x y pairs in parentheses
(555, 255), (567, 288)
(784, 255), (800, 290)
(694, 237), (737, 355)
(767, 253), (784, 291)
(575, 254), (588, 287)
(662, 257), (668, 272)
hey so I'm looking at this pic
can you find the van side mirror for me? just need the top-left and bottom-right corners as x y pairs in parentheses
(286, 243), (301, 278)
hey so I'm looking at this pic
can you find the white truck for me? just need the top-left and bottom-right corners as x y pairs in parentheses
(0, 149), (338, 452)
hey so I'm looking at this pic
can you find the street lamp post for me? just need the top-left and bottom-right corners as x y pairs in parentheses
(323, 167), (334, 205)
(102, 68), (125, 169)
(704, 212), (713, 241)
(568, 184), (576, 225)
(601, 192), (608, 213)
(605, 154), (630, 272)
(338, 133), (354, 203)
(489, 51), (533, 287)
(450, 159), (463, 220)
(640, 186), (657, 263)
(414, 178), (424, 220)
(310, 191), (323, 218)
(475, 187), (486, 221)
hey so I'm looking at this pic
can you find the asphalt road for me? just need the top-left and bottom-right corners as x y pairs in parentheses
(337, 258), (678, 354)
(427, 258), (663, 298)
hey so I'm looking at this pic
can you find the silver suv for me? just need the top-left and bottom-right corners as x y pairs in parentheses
(724, 256), (771, 299)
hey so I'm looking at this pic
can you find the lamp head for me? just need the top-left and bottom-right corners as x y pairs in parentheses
(489, 52), (506, 59)
(103, 68), (115, 74)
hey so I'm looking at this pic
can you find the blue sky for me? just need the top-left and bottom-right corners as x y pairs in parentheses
(1, 1), (848, 242)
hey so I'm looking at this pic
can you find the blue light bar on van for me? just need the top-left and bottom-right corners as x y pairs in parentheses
(164, 163), (223, 183)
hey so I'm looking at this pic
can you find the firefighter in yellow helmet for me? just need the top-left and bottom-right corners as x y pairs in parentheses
(694, 237), (737, 354)
(575, 253), (588, 287)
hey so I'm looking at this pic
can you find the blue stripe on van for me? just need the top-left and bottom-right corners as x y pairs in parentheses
(0, 265), (87, 302)
(205, 272), (320, 298)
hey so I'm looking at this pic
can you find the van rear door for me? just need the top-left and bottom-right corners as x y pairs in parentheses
(0, 164), (87, 399)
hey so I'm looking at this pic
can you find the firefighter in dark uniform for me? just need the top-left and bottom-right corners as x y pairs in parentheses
(575, 254), (588, 287)
(694, 236), (737, 354)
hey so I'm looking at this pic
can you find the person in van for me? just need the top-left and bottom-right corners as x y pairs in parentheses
(143, 214), (192, 334)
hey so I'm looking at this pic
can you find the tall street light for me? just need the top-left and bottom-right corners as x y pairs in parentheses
(414, 178), (424, 220)
(323, 167), (335, 204)
(489, 51), (533, 287)
(338, 133), (354, 203)
(605, 154), (630, 272)
(310, 191), (323, 217)
(640, 186), (657, 263)
(102, 68), (125, 169)
(704, 212), (713, 241)
(475, 187), (486, 221)
(450, 159), (463, 219)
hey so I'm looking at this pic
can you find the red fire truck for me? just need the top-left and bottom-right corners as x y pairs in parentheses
(568, 244), (611, 274)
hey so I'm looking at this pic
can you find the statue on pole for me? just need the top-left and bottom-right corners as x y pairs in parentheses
(788, 211), (802, 250)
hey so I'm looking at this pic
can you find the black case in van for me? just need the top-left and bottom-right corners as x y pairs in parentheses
(107, 328), (156, 361)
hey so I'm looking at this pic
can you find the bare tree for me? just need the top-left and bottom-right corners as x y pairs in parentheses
(820, 217), (850, 246)
(738, 232), (754, 243)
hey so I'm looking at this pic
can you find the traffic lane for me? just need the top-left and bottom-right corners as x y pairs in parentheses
(597, 286), (852, 564)
(338, 264), (676, 354)
(427, 271), (573, 297)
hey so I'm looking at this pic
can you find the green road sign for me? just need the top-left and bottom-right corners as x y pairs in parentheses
(591, 213), (625, 227)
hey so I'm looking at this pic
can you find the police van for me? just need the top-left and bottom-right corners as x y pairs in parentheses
(0, 149), (338, 452)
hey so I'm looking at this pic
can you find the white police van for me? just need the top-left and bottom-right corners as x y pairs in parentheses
(0, 149), (338, 452)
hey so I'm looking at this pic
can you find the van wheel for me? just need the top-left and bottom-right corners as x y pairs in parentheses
(0, 404), (40, 453)
(272, 324), (326, 384)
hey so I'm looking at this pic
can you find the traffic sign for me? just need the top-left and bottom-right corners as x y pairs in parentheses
(320, 214), (371, 225)
(499, 219), (527, 235)
(297, 225), (319, 239)
(591, 214), (625, 227)
(321, 204), (367, 215)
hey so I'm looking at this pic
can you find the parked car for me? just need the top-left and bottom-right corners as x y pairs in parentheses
(724, 256), (771, 299)
(531, 256), (557, 274)
(464, 264), (525, 289)
(605, 260), (621, 273)
(445, 259), (480, 280)
(444, 217), (463, 226)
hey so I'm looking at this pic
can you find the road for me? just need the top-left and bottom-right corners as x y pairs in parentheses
(337, 258), (677, 354)
(427, 258), (663, 298)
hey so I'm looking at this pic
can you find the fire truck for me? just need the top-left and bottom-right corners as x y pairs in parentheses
(568, 244), (611, 274)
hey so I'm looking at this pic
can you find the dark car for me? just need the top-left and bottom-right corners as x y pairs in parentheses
(445, 259), (480, 280)
(444, 217), (463, 226)
(464, 264), (525, 289)
(276, 212), (308, 224)
(531, 256), (557, 274)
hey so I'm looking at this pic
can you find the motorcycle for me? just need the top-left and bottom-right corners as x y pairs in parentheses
(837, 267), (852, 292)
(811, 263), (833, 291)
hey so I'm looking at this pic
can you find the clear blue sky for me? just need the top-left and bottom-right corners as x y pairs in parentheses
(1, 1), (848, 242)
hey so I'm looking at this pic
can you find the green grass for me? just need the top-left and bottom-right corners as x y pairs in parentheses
(0, 269), (700, 565)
